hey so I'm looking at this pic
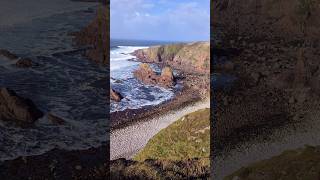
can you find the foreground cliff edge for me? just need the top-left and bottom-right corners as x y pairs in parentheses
(111, 109), (210, 179)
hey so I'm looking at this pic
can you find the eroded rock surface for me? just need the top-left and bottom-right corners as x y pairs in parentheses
(0, 88), (43, 124)
(133, 63), (175, 88)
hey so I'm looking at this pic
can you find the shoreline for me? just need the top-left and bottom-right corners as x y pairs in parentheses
(110, 98), (210, 160)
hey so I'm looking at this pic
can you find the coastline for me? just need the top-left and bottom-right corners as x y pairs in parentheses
(110, 98), (210, 160)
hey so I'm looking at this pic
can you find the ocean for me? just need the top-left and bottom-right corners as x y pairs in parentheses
(0, 2), (106, 161)
(110, 39), (178, 112)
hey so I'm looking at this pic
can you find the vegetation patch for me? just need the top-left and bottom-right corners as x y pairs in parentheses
(134, 108), (210, 164)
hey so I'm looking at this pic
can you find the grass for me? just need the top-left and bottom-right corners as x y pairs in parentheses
(225, 145), (320, 180)
(134, 108), (210, 164)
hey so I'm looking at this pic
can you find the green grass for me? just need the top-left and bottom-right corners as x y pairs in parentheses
(134, 108), (210, 165)
(225, 145), (320, 180)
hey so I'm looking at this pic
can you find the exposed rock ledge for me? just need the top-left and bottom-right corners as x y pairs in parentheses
(0, 88), (43, 124)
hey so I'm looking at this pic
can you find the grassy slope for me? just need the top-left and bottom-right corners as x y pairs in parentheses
(225, 146), (320, 180)
(110, 108), (210, 179)
(134, 108), (210, 164)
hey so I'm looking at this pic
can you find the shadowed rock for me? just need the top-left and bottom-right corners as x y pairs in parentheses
(111, 88), (123, 102)
(16, 58), (38, 68)
(0, 49), (18, 60)
(0, 88), (43, 124)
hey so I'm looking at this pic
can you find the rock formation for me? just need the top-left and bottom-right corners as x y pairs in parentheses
(110, 88), (123, 102)
(133, 63), (175, 88)
(0, 88), (43, 124)
(73, 5), (108, 65)
(16, 58), (37, 68)
(133, 42), (210, 74)
(0, 49), (18, 60)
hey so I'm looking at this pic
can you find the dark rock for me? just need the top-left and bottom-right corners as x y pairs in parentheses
(0, 88), (43, 124)
(16, 58), (36, 68)
(0, 49), (18, 60)
(111, 89), (123, 102)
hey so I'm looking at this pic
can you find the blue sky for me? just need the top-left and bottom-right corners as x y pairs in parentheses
(111, 0), (210, 42)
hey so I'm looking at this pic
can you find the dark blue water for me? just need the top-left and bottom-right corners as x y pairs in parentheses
(0, 6), (107, 161)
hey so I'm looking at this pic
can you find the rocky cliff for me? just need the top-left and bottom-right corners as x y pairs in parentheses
(133, 41), (210, 74)
(74, 4), (109, 65)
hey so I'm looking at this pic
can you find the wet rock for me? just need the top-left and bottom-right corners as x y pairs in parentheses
(0, 88), (43, 124)
(0, 49), (18, 60)
(158, 66), (175, 87)
(133, 63), (158, 85)
(111, 89), (123, 102)
(134, 63), (175, 88)
(48, 113), (65, 125)
(16, 58), (37, 68)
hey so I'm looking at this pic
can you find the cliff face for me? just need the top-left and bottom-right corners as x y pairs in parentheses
(74, 5), (109, 65)
(134, 42), (210, 74)
(213, 0), (320, 39)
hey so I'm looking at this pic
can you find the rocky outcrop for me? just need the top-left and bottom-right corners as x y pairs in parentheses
(0, 88), (43, 124)
(73, 5), (109, 65)
(133, 42), (210, 74)
(0, 49), (18, 60)
(16, 58), (38, 68)
(133, 63), (175, 88)
(110, 88), (123, 102)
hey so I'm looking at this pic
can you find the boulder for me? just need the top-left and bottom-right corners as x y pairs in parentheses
(16, 58), (36, 68)
(0, 88), (43, 124)
(111, 89), (123, 102)
(0, 49), (18, 60)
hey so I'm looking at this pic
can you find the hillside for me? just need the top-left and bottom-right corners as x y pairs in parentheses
(110, 108), (210, 179)
(134, 108), (210, 162)
(133, 41), (210, 74)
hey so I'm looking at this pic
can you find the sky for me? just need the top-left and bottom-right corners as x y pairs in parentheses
(111, 0), (210, 42)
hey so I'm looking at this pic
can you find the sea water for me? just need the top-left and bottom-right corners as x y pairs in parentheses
(110, 39), (176, 112)
(0, 2), (107, 161)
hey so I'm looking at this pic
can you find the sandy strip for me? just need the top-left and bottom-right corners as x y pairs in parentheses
(110, 99), (210, 160)
(213, 110), (320, 179)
